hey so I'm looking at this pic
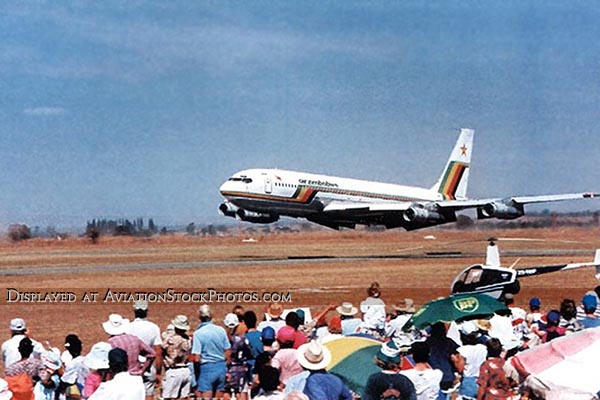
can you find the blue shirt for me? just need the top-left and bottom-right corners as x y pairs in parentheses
(191, 321), (231, 364)
(580, 316), (600, 329)
(303, 371), (352, 400)
(246, 330), (263, 369)
(284, 370), (310, 394)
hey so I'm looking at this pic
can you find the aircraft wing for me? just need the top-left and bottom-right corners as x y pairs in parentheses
(317, 192), (598, 229)
(436, 192), (599, 210)
(510, 192), (598, 204)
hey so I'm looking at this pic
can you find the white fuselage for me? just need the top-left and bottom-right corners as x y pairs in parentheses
(219, 168), (443, 217)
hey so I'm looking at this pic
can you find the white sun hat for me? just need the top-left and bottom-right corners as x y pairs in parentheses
(102, 314), (130, 336)
(297, 341), (332, 371)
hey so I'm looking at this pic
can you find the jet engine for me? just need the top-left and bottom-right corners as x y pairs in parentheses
(218, 202), (238, 218)
(403, 205), (445, 224)
(236, 209), (279, 224)
(478, 200), (524, 220)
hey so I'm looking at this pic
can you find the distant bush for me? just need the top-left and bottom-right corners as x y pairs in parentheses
(8, 224), (31, 242)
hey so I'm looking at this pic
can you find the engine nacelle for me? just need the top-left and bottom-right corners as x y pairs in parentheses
(236, 209), (279, 224)
(479, 201), (524, 220)
(218, 202), (238, 218)
(403, 205), (445, 224)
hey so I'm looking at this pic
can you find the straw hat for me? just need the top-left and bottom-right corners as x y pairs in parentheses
(393, 298), (416, 313)
(336, 302), (358, 317)
(267, 303), (283, 318)
(297, 341), (332, 371)
(102, 314), (130, 336)
(172, 315), (190, 331)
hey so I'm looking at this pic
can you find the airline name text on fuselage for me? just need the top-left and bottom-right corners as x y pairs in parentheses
(298, 179), (339, 188)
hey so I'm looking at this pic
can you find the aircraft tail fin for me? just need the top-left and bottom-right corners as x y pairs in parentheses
(431, 128), (474, 200)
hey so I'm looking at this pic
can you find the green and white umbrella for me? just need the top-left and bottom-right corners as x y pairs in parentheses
(404, 293), (508, 330)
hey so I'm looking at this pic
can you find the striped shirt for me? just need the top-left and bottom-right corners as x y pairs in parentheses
(109, 333), (155, 376)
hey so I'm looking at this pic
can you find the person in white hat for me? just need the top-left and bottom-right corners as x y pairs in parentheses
(297, 341), (352, 400)
(83, 342), (112, 398)
(258, 302), (286, 333)
(1, 317), (44, 368)
(126, 299), (163, 400)
(88, 348), (145, 400)
(452, 322), (486, 399)
(335, 302), (362, 336)
(222, 313), (252, 399)
(162, 315), (192, 400)
(103, 314), (156, 379)
(33, 350), (63, 400)
(363, 341), (416, 400)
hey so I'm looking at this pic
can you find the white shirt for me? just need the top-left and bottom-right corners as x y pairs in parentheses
(401, 368), (443, 400)
(257, 319), (286, 333)
(341, 318), (361, 336)
(457, 344), (487, 377)
(1, 335), (44, 367)
(61, 355), (89, 386)
(126, 318), (162, 347)
(88, 371), (145, 400)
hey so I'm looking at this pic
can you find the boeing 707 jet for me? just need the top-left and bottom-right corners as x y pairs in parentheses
(219, 129), (597, 230)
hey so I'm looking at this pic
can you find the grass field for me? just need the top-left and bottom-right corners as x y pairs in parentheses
(1, 226), (600, 371)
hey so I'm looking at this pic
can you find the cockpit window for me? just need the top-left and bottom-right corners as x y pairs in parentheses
(242, 178), (252, 183)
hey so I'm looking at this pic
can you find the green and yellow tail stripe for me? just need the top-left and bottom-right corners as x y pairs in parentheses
(438, 161), (468, 200)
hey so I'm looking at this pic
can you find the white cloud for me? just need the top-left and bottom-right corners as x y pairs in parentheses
(23, 107), (66, 116)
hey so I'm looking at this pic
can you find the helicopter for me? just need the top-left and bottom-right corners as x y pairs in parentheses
(450, 239), (600, 299)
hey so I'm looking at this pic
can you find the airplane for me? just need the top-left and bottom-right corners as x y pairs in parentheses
(218, 128), (598, 230)
(450, 240), (600, 299)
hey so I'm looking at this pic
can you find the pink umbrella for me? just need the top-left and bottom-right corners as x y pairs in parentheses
(512, 327), (600, 398)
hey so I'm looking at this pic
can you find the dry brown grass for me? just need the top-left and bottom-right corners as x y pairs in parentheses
(1, 226), (600, 373)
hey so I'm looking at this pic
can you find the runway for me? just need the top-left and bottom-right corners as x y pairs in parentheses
(0, 249), (593, 276)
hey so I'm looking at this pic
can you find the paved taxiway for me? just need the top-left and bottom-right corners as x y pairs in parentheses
(0, 249), (593, 276)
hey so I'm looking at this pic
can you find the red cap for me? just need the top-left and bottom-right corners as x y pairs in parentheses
(277, 326), (296, 343)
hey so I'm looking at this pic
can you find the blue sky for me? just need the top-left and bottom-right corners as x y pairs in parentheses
(2, 1), (600, 229)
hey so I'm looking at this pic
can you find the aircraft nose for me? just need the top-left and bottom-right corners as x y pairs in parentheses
(219, 181), (230, 194)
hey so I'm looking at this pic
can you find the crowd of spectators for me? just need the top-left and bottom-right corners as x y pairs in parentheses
(2, 282), (600, 400)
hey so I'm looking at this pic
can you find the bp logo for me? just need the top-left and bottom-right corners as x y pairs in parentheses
(453, 297), (479, 313)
